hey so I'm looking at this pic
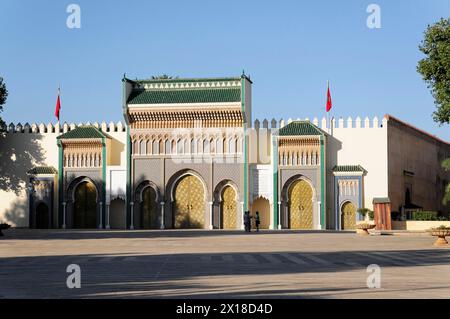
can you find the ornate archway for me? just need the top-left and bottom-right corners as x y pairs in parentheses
(141, 186), (158, 229)
(288, 179), (313, 229)
(74, 180), (98, 229)
(173, 174), (205, 229)
(221, 186), (237, 229)
(251, 197), (270, 229)
(341, 201), (357, 230)
(35, 202), (49, 229)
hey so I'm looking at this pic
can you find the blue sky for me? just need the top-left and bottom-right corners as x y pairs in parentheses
(0, 0), (449, 139)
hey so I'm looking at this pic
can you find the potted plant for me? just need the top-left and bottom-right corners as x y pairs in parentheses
(357, 208), (373, 221)
(0, 223), (11, 237)
(428, 225), (450, 246)
(356, 223), (376, 236)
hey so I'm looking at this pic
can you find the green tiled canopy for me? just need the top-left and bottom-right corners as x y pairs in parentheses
(57, 126), (108, 140)
(279, 121), (324, 136)
(27, 166), (58, 175)
(127, 88), (241, 105)
(332, 165), (365, 172)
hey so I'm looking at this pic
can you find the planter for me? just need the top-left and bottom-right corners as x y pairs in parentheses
(356, 223), (376, 236)
(428, 227), (450, 246)
(0, 223), (11, 237)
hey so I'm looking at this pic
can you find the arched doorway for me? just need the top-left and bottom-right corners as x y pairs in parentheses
(288, 179), (313, 229)
(110, 198), (125, 229)
(74, 181), (97, 229)
(251, 197), (270, 229)
(35, 202), (49, 229)
(141, 187), (158, 229)
(341, 201), (357, 230)
(221, 186), (237, 229)
(173, 175), (205, 229)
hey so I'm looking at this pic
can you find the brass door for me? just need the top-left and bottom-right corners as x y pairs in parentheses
(288, 180), (313, 229)
(341, 202), (356, 230)
(142, 187), (158, 229)
(221, 186), (237, 229)
(74, 181), (97, 229)
(174, 175), (205, 229)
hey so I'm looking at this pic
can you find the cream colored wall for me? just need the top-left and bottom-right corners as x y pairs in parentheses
(328, 117), (389, 211)
(0, 126), (59, 227)
(392, 220), (450, 231)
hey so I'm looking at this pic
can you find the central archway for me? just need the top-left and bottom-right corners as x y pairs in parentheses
(173, 175), (205, 229)
(288, 179), (313, 229)
(221, 186), (237, 229)
(74, 181), (97, 229)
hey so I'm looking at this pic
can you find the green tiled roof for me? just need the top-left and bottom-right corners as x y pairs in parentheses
(57, 126), (108, 140)
(27, 166), (57, 175)
(127, 88), (241, 104)
(279, 121), (324, 136)
(134, 76), (242, 84)
(332, 165), (365, 172)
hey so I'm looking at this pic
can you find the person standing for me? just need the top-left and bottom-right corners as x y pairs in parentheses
(255, 211), (261, 232)
(243, 211), (250, 232)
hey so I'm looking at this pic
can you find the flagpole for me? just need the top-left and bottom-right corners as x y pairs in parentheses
(326, 80), (330, 134)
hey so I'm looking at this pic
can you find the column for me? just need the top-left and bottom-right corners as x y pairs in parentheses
(130, 201), (134, 230)
(62, 202), (67, 229)
(208, 201), (214, 230)
(99, 202), (103, 229)
(240, 201), (245, 230)
(277, 201), (282, 229)
(317, 201), (322, 230)
(106, 203), (110, 229)
(160, 201), (165, 230)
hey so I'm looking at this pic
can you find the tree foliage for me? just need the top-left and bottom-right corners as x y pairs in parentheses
(417, 18), (450, 124)
(0, 77), (7, 127)
(443, 158), (450, 205)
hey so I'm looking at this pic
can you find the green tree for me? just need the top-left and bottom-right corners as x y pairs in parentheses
(417, 18), (450, 124)
(417, 18), (450, 206)
(443, 158), (450, 205)
(0, 76), (7, 128)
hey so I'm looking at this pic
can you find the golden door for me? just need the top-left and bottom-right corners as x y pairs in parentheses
(142, 187), (158, 229)
(289, 180), (313, 229)
(174, 175), (205, 229)
(221, 186), (237, 229)
(341, 202), (356, 230)
(74, 181), (97, 229)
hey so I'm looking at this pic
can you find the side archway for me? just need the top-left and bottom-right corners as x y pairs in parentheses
(251, 197), (270, 230)
(341, 201), (357, 230)
(213, 180), (240, 230)
(35, 202), (49, 229)
(282, 176), (316, 230)
(135, 181), (161, 229)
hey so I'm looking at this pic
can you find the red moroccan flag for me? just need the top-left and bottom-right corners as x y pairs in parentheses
(326, 82), (332, 112)
(55, 87), (61, 121)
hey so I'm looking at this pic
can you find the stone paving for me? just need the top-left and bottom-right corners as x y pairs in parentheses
(0, 229), (449, 298)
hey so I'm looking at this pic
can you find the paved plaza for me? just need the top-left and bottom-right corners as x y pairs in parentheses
(0, 229), (449, 299)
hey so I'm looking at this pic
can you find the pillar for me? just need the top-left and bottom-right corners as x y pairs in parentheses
(277, 201), (282, 229)
(240, 201), (245, 230)
(208, 201), (214, 230)
(62, 202), (67, 229)
(99, 202), (103, 229)
(106, 203), (110, 229)
(160, 201), (165, 230)
(130, 201), (134, 230)
(317, 201), (322, 230)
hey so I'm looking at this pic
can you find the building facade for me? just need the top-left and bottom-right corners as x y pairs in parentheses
(0, 74), (449, 230)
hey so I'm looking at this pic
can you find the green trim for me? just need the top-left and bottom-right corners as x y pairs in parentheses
(332, 165), (365, 173)
(273, 136), (279, 229)
(241, 76), (248, 212)
(134, 76), (242, 84)
(57, 140), (63, 228)
(126, 125), (131, 229)
(320, 135), (325, 229)
(279, 121), (326, 136)
(101, 137), (107, 229)
(57, 126), (110, 140)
